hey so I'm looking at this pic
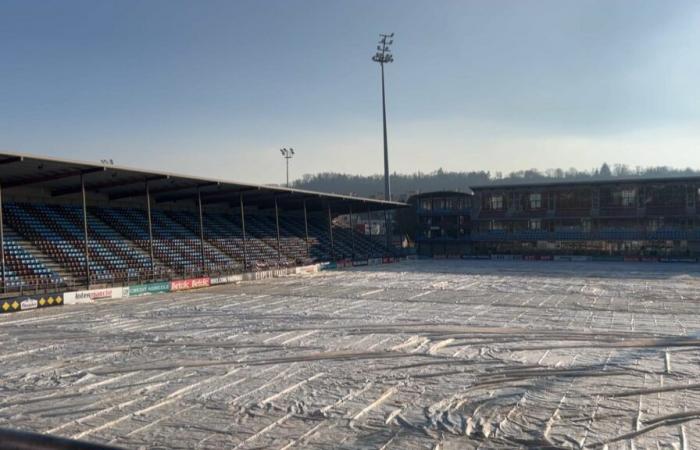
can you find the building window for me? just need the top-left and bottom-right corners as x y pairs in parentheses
(529, 193), (542, 209)
(582, 219), (591, 232)
(648, 219), (662, 231)
(490, 220), (504, 230)
(489, 195), (503, 210)
(529, 219), (541, 230)
(621, 189), (636, 207)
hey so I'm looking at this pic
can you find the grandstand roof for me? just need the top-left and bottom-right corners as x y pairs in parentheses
(0, 151), (407, 212)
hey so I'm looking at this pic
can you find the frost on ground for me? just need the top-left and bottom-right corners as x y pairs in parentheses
(2, 260), (700, 449)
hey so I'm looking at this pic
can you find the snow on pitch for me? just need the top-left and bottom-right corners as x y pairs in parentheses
(1, 260), (700, 449)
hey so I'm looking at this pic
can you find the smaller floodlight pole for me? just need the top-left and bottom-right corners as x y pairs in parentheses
(280, 148), (295, 188)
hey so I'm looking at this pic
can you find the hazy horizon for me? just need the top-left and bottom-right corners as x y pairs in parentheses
(3, 0), (700, 184)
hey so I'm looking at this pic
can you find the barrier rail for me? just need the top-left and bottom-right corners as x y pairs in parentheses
(431, 254), (700, 263)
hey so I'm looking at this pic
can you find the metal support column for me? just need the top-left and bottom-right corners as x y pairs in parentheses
(81, 173), (90, 288)
(328, 204), (335, 260)
(0, 183), (5, 293)
(274, 196), (282, 267)
(239, 192), (248, 271)
(366, 205), (372, 259)
(303, 199), (310, 259)
(384, 209), (390, 255)
(197, 187), (206, 274)
(145, 180), (155, 280)
(349, 205), (355, 260)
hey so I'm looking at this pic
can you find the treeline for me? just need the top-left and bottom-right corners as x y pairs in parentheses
(292, 163), (700, 200)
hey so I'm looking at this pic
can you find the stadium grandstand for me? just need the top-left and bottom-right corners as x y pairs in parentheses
(411, 177), (700, 259)
(0, 151), (406, 294)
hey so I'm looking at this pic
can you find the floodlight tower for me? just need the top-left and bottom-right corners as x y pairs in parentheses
(372, 33), (394, 201)
(280, 148), (295, 187)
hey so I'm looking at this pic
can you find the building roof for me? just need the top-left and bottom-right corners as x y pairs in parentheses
(408, 189), (475, 200)
(469, 175), (700, 191)
(0, 151), (407, 212)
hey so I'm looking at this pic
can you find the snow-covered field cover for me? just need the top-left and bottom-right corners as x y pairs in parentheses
(2, 259), (700, 449)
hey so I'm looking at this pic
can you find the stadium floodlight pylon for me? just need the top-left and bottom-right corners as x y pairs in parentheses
(372, 33), (394, 202)
(280, 148), (295, 187)
(372, 33), (394, 252)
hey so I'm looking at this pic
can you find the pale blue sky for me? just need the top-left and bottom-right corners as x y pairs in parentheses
(2, 0), (700, 183)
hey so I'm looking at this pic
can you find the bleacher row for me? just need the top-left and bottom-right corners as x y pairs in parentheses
(0, 202), (389, 292)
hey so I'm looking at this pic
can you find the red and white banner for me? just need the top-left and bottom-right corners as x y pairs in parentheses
(170, 277), (211, 291)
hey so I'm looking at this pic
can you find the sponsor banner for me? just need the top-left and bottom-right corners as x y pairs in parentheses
(523, 255), (537, 261)
(243, 271), (272, 281)
(128, 281), (171, 296)
(640, 257), (659, 263)
(461, 254), (489, 260)
(367, 258), (382, 266)
(592, 255), (623, 262)
(64, 287), (127, 305)
(570, 255), (592, 262)
(623, 256), (640, 262)
(491, 254), (516, 261)
(20, 299), (38, 310)
(433, 254), (446, 260)
(319, 262), (337, 270)
(170, 277), (211, 292)
(210, 276), (228, 285)
(405, 255), (418, 260)
(553, 255), (572, 262)
(352, 259), (369, 267)
(539, 255), (554, 261)
(668, 257), (697, 263)
(295, 264), (321, 274)
(1, 292), (64, 314)
(210, 274), (246, 284)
